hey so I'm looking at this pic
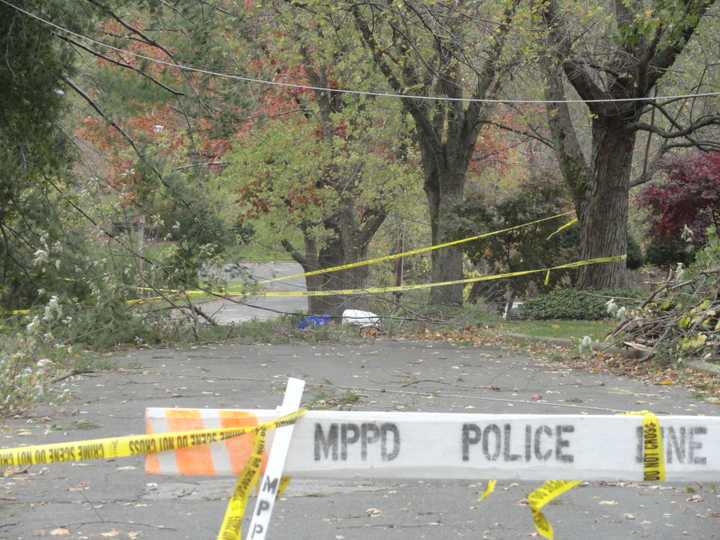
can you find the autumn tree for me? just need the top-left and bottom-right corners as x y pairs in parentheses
(539, 0), (720, 288)
(218, 2), (419, 315)
(66, 0), (263, 286)
(349, 0), (522, 305)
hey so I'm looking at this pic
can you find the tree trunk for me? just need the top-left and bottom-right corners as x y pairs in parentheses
(306, 236), (371, 317)
(576, 117), (636, 289)
(296, 209), (379, 317)
(425, 165), (465, 306)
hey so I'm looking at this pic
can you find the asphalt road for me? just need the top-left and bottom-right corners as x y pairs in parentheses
(197, 262), (307, 324)
(2, 339), (720, 539)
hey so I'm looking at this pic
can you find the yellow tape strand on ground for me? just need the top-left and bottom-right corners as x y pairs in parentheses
(254, 255), (626, 298)
(526, 411), (665, 539)
(527, 479), (582, 540)
(478, 479), (496, 502)
(260, 211), (576, 284)
(218, 427), (267, 540)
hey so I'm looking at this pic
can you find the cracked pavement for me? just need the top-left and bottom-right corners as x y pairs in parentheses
(2, 339), (720, 539)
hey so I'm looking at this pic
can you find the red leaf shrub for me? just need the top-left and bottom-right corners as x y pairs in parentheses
(638, 151), (720, 247)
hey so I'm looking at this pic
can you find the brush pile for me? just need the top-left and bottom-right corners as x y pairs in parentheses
(608, 265), (719, 363)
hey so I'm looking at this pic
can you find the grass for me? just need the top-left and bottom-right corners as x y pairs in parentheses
(376, 297), (615, 342)
(494, 319), (617, 341)
(143, 239), (293, 263)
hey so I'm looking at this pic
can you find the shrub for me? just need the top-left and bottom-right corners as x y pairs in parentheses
(645, 236), (695, 267)
(626, 235), (645, 269)
(447, 174), (576, 305)
(518, 288), (642, 320)
(637, 150), (720, 249)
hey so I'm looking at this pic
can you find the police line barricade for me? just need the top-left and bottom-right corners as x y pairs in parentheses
(0, 378), (694, 539)
(245, 378), (304, 540)
(144, 408), (712, 481)
(0, 378), (308, 540)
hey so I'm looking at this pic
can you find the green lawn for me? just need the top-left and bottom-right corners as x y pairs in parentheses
(494, 319), (616, 341)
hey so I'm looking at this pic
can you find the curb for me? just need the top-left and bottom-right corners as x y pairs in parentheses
(500, 333), (720, 378)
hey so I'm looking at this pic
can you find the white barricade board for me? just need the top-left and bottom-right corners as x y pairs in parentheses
(145, 409), (719, 481)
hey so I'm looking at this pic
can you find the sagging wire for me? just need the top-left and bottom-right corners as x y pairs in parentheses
(3, 0), (720, 106)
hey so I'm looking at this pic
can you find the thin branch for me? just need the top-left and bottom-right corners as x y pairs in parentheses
(480, 120), (554, 149)
(630, 114), (720, 139)
(58, 34), (184, 96)
(83, 0), (176, 60)
(62, 76), (192, 210)
(281, 239), (308, 268)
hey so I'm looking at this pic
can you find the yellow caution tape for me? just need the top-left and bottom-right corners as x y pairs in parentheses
(478, 479), (496, 501)
(527, 480), (581, 539)
(6, 253), (623, 314)
(527, 411), (664, 539)
(254, 255), (626, 298)
(278, 475), (291, 495)
(0, 409), (304, 540)
(2, 212), (575, 313)
(0, 409), (304, 467)
(261, 211), (575, 284)
(2, 213), (578, 313)
(626, 410), (666, 482)
(546, 218), (578, 240)
(217, 427), (267, 540)
(2, 308), (31, 316)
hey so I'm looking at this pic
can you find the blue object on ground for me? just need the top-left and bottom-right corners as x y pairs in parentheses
(297, 314), (331, 330)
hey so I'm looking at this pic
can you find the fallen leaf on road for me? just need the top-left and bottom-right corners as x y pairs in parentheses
(366, 507), (382, 517)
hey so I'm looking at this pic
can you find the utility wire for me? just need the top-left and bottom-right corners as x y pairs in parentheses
(4, 0), (720, 106)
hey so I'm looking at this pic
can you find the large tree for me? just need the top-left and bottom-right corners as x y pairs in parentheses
(218, 2), (418, 316)
(540, 0), (720, 288)
(350, 0), (521, 305)
(0, 1), (92, 307)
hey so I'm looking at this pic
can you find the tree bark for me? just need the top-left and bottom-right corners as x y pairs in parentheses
(423, 153), (465, 305)
(576, 117), (637, 288)
(352, 1), (519, 307)
(540, 0), (717, 290)
(303, 230), (373, 317)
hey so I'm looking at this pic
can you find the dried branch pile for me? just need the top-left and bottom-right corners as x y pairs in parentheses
(608, 268), (720, 363)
